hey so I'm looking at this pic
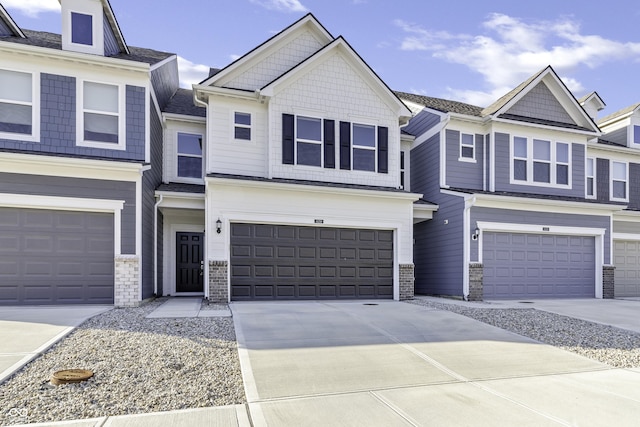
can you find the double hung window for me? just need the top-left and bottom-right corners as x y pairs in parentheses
(611, 161), (628, 201)
(81, 81), (121, 147)
(0, 69), (35, 137)
(177, 133), (203, 179)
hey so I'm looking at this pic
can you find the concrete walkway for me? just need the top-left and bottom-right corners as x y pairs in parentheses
(145, 297), (231, 318)
(232, 300), (640, 426)
(0, 305), (112, 384)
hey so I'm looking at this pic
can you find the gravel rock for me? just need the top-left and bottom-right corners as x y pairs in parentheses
(407, 298), (640, 368)
(0, 299), (245, 426)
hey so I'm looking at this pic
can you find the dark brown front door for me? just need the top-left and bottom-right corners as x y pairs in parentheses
(176, 232), (204, 293)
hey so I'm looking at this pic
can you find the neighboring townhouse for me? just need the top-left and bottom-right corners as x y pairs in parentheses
(594, 103), (640, 297)
(398, 66), (626, 301)
(0, 1), (179, 306)
(156, 14), (433, 302)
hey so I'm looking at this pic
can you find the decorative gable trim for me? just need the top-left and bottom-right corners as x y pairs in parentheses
(199, 13), (333, 88)
(0, 4), (26, 38)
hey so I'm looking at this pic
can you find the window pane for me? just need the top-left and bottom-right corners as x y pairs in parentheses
(533, 161), (550, 183)
(533, 139), (550, 161)
(556, 164), (569, 185)
(84, 82), (118, 113)
(178, 133), (202, 155)
(235, 112), (251, 126)
(514, 137), (527, 158)
(461, 133), (474, 146)
(613, 162), (627, 180)
(178, 156), (202, 178)
(0, 70), (32, 102)
(400, 151), (405, 169)
(297, 116), (321, 141)
(557, 143), (569, 163)
(0, 102), (31, 134)
(514, 159), (527, 180)
(635, 126), (640, 144)
(84, 112), (118, 143)
(587, 158), (594, 176)
(235, 127), (251, 140)
(587, 178), (594, 196)
(353, 148), (375, 171)
(353, 124), (375, 147)
(461, 146), (474, 158)
(71, 12), (93, 46)
(613, 181), (626, 199)
(297, 141), (321, 166)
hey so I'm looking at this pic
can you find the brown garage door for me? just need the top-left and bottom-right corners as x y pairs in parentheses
(0, 207), (114, 305)
(230, 223), (393, 300)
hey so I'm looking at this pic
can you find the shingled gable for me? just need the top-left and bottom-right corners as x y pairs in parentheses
(482, 66), (600, 134)
(260, 36), (412, 120)
(98, 0), (129, 55)
(198, 13), (333, 89)
(0, 4), (25, 38)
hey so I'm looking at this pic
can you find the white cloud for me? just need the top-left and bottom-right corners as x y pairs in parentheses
(3, 0), (59, 18)
(396, 13), (640, 106)
(177, 56), (211, 88)
(250, 0), (307, 13)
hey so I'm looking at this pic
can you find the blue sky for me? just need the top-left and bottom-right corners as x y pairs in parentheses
(4, 0), (640, 116)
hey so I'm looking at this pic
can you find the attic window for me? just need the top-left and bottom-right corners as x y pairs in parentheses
(71, 12), (93, 46)
(634, 125), (640, 145)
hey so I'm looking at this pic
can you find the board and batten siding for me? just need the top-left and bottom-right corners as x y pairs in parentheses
(410, 133), (440, 200)
(445, 129), (484, 191)
(207, 98), (267, 178)
(493, 132), (586, 197)
(268, 53), (401, 188)
(470, 207), (611, 264)
(0, 172), (137, 255)
(414, 194), (465, 296)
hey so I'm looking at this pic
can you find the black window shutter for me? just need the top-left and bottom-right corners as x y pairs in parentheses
(340, 121), (351, 170)
(378, 126), (388, 173)
(324, 119), (335, 168)
(282, 114), (294, 165)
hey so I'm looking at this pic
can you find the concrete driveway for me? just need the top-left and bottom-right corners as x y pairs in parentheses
(232, 301), (640, 426)
(0, 305), (112, 383)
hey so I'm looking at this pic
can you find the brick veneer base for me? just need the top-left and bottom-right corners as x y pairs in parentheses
(399, 264), (415, 300)
(468, 263), (483, 302)
(603, 265), (615, 299)
(114, 255), (140, 307)
(208, 260), (229, 303)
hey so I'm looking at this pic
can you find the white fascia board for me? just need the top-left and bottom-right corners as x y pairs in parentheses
(162, 113), (206, 124)
(587, 142), (640, 158)
(448, 112), (487, 124)
(613, 210), (640, 220)
(491, 116), (600, 137)
(155, 191), (205, 210)
(0, 4), (25, 38)
(193, 84), (262, 104)
(0, 41), (149, 73)
(207, 176), (422, 202)
(0, 151), (143, 181)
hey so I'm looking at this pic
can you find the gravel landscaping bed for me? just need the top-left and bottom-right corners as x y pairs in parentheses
(408, 298), (640, 368)
(0, 299), (245, 426)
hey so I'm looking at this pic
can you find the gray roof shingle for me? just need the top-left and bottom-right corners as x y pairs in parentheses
(163, 89), (206, 117)
(394, 91), (483, 116)
(598, 103), (640, 125)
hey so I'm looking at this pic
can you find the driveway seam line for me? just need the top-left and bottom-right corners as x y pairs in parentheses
(369, 391), (421, 427)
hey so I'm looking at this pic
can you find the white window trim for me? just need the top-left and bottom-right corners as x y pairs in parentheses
(0, 69), (40, 143)
(62, 7), (103, 56)
(175, 131), (204, 183)
(458, 132), (476, 163)
(586, 157), (596, 199)
(76, 79), (126, 151)
(400, 150), (406, 189)
(295, 115), (324, 168)
(610, 160), (628, 202)
(509, 135), (572, 189)
(351, 122), (377, 172)
(232, 111), (252, 143)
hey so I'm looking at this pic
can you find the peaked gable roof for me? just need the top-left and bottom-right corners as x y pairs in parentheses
(598, 103), (640, 126)
(395, 91), (483, 117)
(0, 3), (25, 38)
(199, 13), (333, 88)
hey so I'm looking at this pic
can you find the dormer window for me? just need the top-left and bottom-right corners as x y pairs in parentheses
(71, 12), (93, 46)
(634, 126), (640, 145)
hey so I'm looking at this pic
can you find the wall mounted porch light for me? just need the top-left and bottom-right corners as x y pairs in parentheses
(216, 218), (222, 234)
(472, 226), (480, 241)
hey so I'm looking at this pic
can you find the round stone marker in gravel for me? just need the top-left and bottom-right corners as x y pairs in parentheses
(51, 369), (94, 386)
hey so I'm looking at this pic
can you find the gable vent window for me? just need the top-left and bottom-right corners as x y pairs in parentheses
(0, 69), (33, 136)
(71, 12), (93, 46)
(234, 112), (251, 141)
(177, 132), (203, 179)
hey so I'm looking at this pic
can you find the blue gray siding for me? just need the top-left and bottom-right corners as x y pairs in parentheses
(629, 163), (640, 210)
(103, 14), (120, 56)
(141, 97), (164, 299)
(596, 158), (610, 201)
(0, 17), (12, 36)
(0, 172), (136, 254)
(151, 57), (179, 110)
(471, 207), (611, 264)
(445, 129), (484, 190)
(414, 194), (465, 296)
(506, 82), (575, 125)
(0, 73), (146, 161)
(410, 133), (440, 199)
(603, 127), (627, 146)
(494, 132), (586, 197)
(403, 110), (441, 137)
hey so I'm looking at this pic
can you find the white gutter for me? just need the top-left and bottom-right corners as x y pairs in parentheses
(153, 194), (163, 296)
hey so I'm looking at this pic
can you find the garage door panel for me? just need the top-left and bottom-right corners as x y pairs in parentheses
(484, 232), (595, 299)
(230, 223), (393, 300)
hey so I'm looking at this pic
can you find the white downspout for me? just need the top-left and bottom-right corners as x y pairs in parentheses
(153, 194), (163, 296)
